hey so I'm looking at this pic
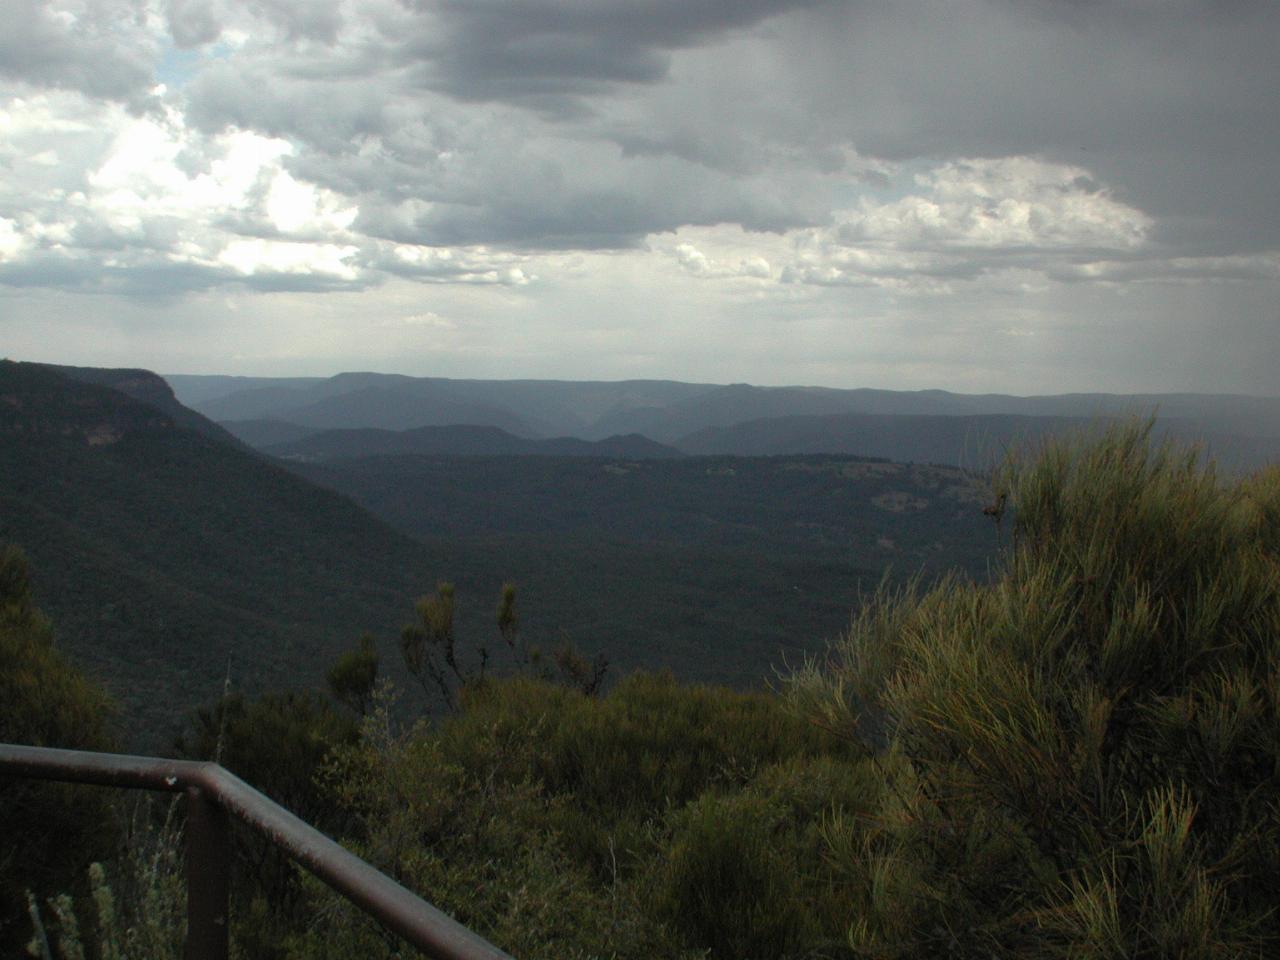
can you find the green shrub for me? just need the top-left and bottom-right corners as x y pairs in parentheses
(448, 671), (850, 811)
(655, 790), (807, 959)
(433, 671), (856, 888)
(0, 545), (116, 949)
(175, 687), (361, 958)
(650, 755), (882, 960)
(290, 671), (871, 960)
(788, 423), (1280, 957)
(293, 691), (694, 960)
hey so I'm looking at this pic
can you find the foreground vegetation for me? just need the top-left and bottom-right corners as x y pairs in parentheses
(788, 423), (1280, 956)
(5, 423), (1279, 958)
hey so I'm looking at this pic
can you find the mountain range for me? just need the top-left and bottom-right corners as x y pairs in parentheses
(257, 424), (684, 462)
(170, 372), (1280, 471)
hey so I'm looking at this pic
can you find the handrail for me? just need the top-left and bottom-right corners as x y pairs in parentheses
(0, 742), (516, 960)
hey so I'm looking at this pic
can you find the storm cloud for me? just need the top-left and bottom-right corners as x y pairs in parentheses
(0, 0), (1276, 394)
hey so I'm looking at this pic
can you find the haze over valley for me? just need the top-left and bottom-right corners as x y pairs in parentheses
(180, 370), (1280, 471)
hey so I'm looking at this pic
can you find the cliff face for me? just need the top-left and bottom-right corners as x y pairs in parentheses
(47, 363), (246, 448)
(52, 365), (180, 410)
(0, 362), (174, 445)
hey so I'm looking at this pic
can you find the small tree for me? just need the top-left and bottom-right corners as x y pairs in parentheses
(497, 581), (519, 656)
(400, 581), (608, 710)
(327, 633), (379, 716)
(400, 581), (463, 711)
(552, 641), (609, 697)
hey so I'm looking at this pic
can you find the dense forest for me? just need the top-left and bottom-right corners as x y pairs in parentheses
(5, 421), (1280, 958)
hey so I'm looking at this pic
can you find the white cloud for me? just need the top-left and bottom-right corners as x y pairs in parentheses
(654, 157), (1271, 302)
(0, 87), (524, 290)
(1047, 252), (1280, 285)
(394, 311), (455, 329)
(673, 242), (711, 274)
(216, 239), (358, 279)
(844, 158), (1151, 251)
(383, 243), (535, 285)
(264, 170), (358, 235)
(0, 217), (27, 260)
(777, 157), (1155, 292)
(663, 232), (777, 281)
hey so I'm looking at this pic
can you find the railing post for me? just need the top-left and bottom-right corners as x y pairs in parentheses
(186, 785), (230, 960)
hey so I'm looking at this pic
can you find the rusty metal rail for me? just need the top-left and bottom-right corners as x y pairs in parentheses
(0, 742), (515, 960)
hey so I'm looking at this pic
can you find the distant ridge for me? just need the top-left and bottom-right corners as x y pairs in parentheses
(263, 424), (685, 462)
(2, 361), (174, 443)
(275, 386), (542, 437)
(169, 372), (1280, 469)
(168, 373), (714, 436)
(677, 412), (1103, 466)
(5, 361), (995, 746)
(220, 418), (319, 448)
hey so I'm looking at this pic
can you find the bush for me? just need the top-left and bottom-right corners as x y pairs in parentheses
(291, 674), (862, 959)
(175, 687), (361, 958)
(788, 423), (1280, 957)
(449, 671), (851, 814)
(293, 689), (693, 960)
(651, 755), (882, 960)
(0, 545), (116, 949)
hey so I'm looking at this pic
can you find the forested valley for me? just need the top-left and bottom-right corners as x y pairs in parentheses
(4, 361), (1280, 958)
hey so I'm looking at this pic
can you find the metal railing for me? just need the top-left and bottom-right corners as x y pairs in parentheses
(0, 743), (515, 960)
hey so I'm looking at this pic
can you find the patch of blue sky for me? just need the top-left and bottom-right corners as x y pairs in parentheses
(155, 41), (238, 88)
(831, 158), (933, 209)
(155, 45), (203, 88)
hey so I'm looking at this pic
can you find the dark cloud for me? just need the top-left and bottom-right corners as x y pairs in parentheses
(0, 244), (375, 297)
(0, 0), (154, 100)
(766, 1), (1280, 253)
(184, 61), (390, 149)
(347, 147), (825, 251)
(411, 0), (825, 101)
(0, 250), (228, 295)
(248, 0), (344, 44)
(165, 0), (224, 48)
(164, 0), (343, 49)
(159, 0), (1279, 257)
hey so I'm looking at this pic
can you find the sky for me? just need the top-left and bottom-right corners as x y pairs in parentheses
(1, 0), (1277, 395)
